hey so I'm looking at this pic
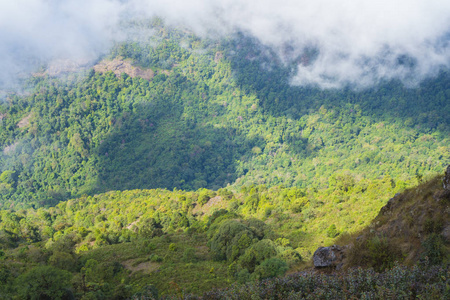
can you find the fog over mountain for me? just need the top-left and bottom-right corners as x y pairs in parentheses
(1, 0), (450, 88)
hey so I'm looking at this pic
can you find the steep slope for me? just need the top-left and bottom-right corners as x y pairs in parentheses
(340, 166), (449, 270)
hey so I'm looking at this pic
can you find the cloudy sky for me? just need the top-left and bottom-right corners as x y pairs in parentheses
(1, 0), (450, 88)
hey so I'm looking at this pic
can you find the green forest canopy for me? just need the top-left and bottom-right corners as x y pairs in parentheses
(0, 22), (448, 210)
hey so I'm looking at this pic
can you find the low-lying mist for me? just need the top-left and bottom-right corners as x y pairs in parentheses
(1, 0), (450, 89)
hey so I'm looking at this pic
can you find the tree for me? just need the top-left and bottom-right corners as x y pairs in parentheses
(209, 220), (248, 261)
(16, 266), (73, 299)
(238, 239), (278, 272)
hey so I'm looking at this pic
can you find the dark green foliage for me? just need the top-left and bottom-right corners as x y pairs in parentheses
(16, 266), (72, 300)
(228, 230), (254, 262)
(0, 263), (12, 295)
(198, 189), (214, 206)
(422, 233), (447, 265)
(207, 216), (278, 268)
(245, 218), (269, 239)
(182, 247), (197, 263)
(131, 284), (159, 300)
(149, 253), (163, 262)
(112, 284), (132, 300)
(206, 209), (237, 228)
(238, 239), (278, 272)
(0, 22), (448, 210)
(208, 220), (249, 261)
(139, 218), (163, 239)
(48, 251), (77, 271)
(424, 218), (444, 234)
(235, 268), (251, 284)
(0, 20), (448, 299)
(187, 265), (449, 300)
(82, 259), (99, 283)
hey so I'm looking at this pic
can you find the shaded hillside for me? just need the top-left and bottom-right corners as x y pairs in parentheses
(329, 166), (450, 272)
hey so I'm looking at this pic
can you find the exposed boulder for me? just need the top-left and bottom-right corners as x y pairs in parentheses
(313, 245), (345, 269)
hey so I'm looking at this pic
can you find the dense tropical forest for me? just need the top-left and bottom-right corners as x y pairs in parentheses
(0, 22), (448, 209)
(0, 20), (448, 299)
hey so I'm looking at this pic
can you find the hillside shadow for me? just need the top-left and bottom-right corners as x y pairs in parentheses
(95, 98), (259, 192)
(225, 34), (450, 139)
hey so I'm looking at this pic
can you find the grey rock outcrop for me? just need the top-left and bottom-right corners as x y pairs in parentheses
(313, 245), (345, 269)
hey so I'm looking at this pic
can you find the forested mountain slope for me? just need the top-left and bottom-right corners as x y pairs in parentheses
(0, 22), (448, 210)
(0, 19), (449, 299)
(0, 166), (447, 298)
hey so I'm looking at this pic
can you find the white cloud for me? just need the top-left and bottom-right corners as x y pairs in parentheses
(1, 0), (450, 88)
(0, 0), (125, 87)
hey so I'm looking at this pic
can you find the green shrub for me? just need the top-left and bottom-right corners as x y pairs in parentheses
(48, 251), (77, 271)
(264, 206), (273, 217)
(275, 237), (291, 247)
(238, 239), (278, 272)
(149, 254), (163, 262)
(228, 201), (239, 211)
(182, 247), (197, 263)
(228, 230), (255, 262)
(138, 218), (163, 238)
(366, 236), (402, 271)
(246, 218), (268, 239)
(236, 268), (250, 284)
(422, 233), (447, 265)
(137, 239), (157, 254)
(347, 235), (402, 272)
(132, 284), (159, 300)
(252, 258), (288, 280)
(169, 243), (177, 251)
(209, 220), (249, 261)
(424, 218), (444, 234)
(326, 224), (339, 238)
(198, 190), (213, 206)
(278, 248), (302, 265)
